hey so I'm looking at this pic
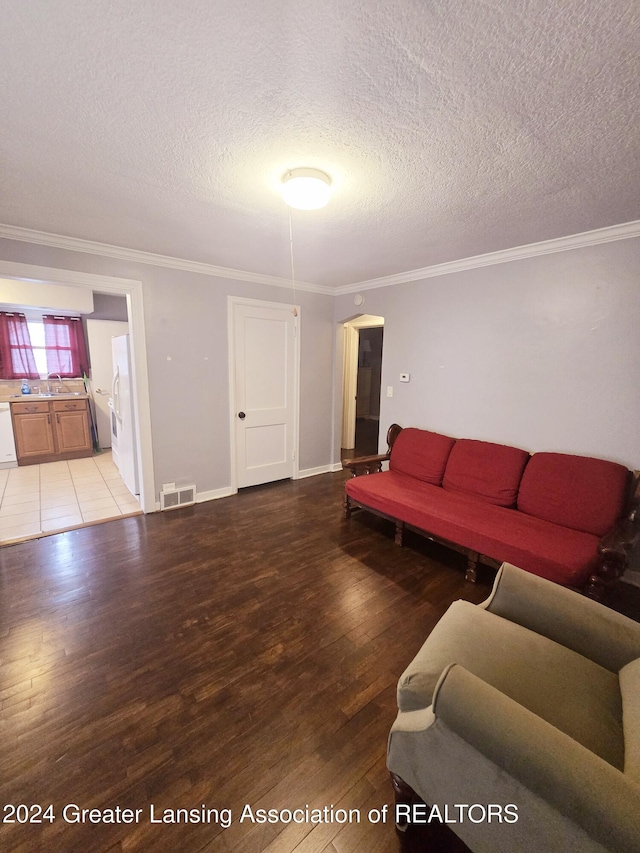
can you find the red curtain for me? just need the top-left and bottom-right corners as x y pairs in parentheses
(43, 316), (90, 378)
(0, 312), (39, 379)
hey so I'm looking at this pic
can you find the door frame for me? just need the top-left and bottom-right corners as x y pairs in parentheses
(227, 295), (301, 494)
(340, 314), (385, 452)
(0, 259), (155, 513)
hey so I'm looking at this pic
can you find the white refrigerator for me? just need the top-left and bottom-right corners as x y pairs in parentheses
(111, 334), (139, 496)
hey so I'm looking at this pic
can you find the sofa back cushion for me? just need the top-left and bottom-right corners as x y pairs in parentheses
(517, 452), (628, 536)
(442, 439), (530, 507)
(619, 657), (640, 781)
(389, 428), (456, 485)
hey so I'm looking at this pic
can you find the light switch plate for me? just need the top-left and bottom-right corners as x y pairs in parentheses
(387, 386), (393, 398)
(399, 373), (410, 382)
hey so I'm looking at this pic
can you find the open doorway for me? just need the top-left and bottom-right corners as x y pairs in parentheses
(0, 260), (154, 517)
(341, 314), (384, 459)
(0, 274), (149, 544)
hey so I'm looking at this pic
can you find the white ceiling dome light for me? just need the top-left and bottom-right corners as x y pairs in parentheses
(281, 168), (332, 210)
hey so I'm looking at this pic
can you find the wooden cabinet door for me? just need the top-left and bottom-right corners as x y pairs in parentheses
(13, 413), (56, 460)
(54, 406), (92, 453)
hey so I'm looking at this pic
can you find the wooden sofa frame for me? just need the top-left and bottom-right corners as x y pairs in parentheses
(343, 425), (640, 599)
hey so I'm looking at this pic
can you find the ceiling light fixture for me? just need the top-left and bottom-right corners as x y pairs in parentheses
(281, 168), (331, 210)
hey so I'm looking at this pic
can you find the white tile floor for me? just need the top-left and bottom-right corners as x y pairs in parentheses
(0, 450), (141, 544)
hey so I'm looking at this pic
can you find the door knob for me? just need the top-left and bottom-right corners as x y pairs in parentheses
(238, 411), (246, 420)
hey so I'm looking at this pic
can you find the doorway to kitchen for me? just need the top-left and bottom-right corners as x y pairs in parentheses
(0, 259), (154, 526)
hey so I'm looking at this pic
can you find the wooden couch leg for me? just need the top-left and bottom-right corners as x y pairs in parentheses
(390, 772), (416, 833)
(395, 521), (405, 546)
(465, 552), (478, 583)
(343, 494), (352, 520)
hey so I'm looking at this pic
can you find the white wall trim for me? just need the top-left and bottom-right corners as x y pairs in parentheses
(297, 464), (337, 479)
(196, 487), (235, 504)
(0, 223), (332, 295)
(3, 219), (638, 297)
(0, 259), (156, 515)
(152, 486), (235, 510)
(334, 219), (640, 294)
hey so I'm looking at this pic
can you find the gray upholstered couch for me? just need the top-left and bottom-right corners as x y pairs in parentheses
(387, 563), (640, 852)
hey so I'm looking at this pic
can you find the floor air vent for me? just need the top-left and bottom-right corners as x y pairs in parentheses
(160, 485), (196, 511)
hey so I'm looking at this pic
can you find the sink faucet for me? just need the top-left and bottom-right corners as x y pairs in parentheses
(46, 372), (63, 394)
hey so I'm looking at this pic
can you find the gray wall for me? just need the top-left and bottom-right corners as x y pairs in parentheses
(334, 236), (640, 470)
(0, 237), (335, 497)
(90, 292), (129, 321)
(2, 231), (638, 506)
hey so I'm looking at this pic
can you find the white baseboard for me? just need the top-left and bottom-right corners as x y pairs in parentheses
(297, 463), (344, 479)
(196, 487), (235, 503)
(153, 486), (235, 511)
(152, 465), (347, 508)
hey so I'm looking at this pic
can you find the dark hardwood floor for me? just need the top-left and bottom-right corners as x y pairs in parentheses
(1, 472), (637, 853)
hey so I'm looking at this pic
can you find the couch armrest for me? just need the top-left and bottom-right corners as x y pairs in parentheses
(342, 423), (403, 477)
(588, 473), (640, 595)
(342, 452), (390, 476)
(598, 473), (640, 562)
(432, 664), (640, 853)
(481, 562), (640, 671)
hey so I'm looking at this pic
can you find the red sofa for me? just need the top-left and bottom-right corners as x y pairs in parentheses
(343, 426), (639, 597)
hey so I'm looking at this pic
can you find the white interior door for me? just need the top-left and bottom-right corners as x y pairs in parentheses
(232, 301), (297, 488)
(86, 319), (129, 449)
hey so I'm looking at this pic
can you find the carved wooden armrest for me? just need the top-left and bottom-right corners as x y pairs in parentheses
(587, 472), (640, 597)
(342, 453), (389, 477)
(598, 521), (638, 564)
(341, 423), (403, 478)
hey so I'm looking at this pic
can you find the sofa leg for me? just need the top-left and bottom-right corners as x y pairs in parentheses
(390, 773), (417, 833)
(395, 521), (405, 546)
(585, 554), (624, 601)
(343, 494), (352, 520)
(465, 552), (478, 583)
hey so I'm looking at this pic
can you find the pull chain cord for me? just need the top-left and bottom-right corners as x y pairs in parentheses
(288, 207), (298, 317)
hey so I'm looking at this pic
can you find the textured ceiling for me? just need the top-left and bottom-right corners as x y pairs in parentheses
(1, 0), (639, 287)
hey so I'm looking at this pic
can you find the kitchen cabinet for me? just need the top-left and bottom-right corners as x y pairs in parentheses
(11, 398), (92, 464)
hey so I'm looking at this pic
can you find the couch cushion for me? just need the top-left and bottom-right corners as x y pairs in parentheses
(389, 428), (456, 485)
(619, 657), (640, 782)
(398, 600), (624, 769)
(345, 471), (600, 586)
(442, 438), (529, 507)
(517, 452), (629, 536)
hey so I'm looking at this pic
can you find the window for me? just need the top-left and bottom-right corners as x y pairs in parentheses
(26, 320), (48, 377)
(0, 313), (89, 379)
(42, 315), (89, 378)
(0, 312), (39, 379)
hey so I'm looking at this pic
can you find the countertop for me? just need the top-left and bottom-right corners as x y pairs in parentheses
(2, 393), (89, 403)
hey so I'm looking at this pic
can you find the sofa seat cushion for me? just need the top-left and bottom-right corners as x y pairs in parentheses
(345, 471), (600, 586)
(518, 452), (629, 536)
(398, 600), (624, 769)
(389, 427), (456, 485)
(442, 438), (530, 507)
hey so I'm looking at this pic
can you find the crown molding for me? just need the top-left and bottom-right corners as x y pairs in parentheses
(0, 223), (333, 295)
(335, 219), (640, 294)
(2, 219), (639, 297)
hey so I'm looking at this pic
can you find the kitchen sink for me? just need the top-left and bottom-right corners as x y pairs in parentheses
(11, 392), (87, 399)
